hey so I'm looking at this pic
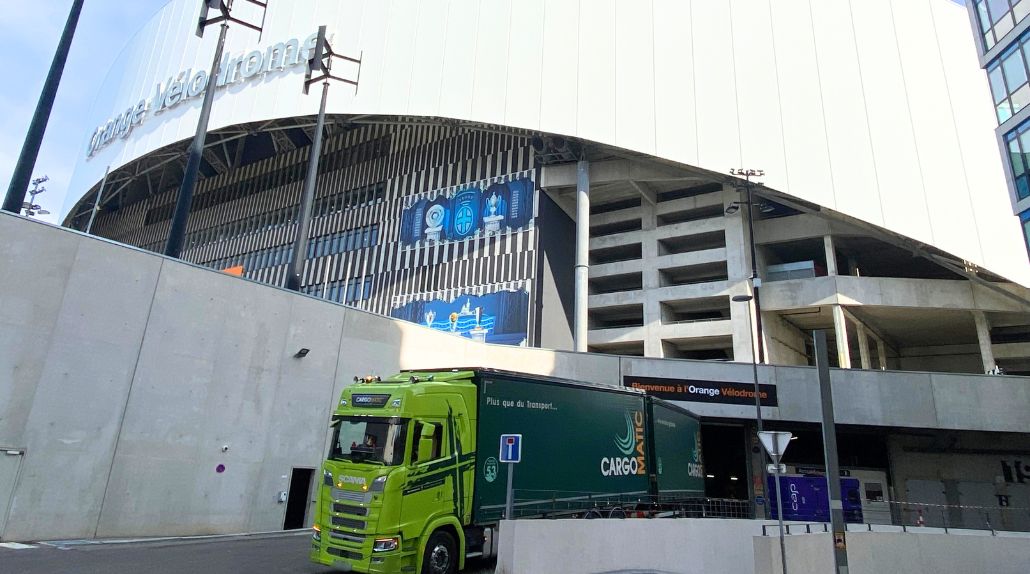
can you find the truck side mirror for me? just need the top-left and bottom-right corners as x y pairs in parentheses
(416, 425), (436, 464)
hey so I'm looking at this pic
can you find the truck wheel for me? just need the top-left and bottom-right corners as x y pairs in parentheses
(421, 530), (457, 574)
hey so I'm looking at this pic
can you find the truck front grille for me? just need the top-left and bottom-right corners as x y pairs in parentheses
(329, 530), (365, 544)
(331, 488), (366, 502)
(333, 503), (368, 516)
(327, 546), (362, 561)
(331, 515), (366, 530)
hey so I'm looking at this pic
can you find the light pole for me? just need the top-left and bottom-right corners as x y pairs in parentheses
(164, 0), (269, 259)
(21, 176), (51, 217)
(2, 0), (84, 215)
(732, 293), (763, 433)
(728, 168), (767, 363)
(733, 291), (769, 524)
(285, 26), (362, 292)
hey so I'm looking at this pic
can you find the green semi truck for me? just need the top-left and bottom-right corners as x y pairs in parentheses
(309, 368), (704, 574)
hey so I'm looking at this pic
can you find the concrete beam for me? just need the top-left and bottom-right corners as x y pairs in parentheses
(539, 159), (701, 189)
(629, 180), (657, 206)
(823, 235), (838, 276)
(856, 321), (872, 369)
(973, 310), (996, 373)
(832, 304), (852, 369)
(761, 275), (1030, 314)
(841, 306), (899, 356)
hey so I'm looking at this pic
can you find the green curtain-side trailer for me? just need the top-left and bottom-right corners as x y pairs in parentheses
(310, 368), (704, 574)
(470, 371), (653, 523)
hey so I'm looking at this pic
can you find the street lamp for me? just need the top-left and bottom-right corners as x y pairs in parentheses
(21, 176), (50, 217)
(285, 26), (362, 292)
(733, 291), (768, 525)
(731, 293), (763, 433)
(728, 168), (767, 364)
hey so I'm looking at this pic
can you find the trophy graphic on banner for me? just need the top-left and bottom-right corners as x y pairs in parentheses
(425, 204), (445, 242)
(469, 307), (489, 343)
(483, 191), (504, 235)
(425, 310), (436, 328)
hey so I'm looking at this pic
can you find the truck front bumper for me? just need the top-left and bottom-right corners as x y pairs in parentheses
(310, 532), (409, 573)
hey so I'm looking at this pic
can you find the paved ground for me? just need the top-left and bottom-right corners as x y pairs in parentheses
(0, 531), (495, 574)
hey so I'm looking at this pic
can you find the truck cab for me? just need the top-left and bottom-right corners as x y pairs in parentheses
(310, 371), (478, 574)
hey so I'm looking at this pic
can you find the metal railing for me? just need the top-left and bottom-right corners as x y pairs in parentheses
(481, 490), (753, 522)
(759, 500), (1030, 535)
(884, 500), (1030, 533)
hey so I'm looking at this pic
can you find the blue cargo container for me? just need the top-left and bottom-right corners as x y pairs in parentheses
(767, 475), (864, 523)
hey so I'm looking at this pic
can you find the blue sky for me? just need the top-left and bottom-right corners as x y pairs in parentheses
(0, 0), (167, 223)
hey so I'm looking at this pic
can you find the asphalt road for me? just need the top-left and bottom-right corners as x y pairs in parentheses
(0, 531), (496, 574)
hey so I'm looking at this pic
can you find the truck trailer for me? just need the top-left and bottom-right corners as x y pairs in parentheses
(309, 368), (705, 574)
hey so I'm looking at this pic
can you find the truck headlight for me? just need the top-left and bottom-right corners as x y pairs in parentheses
(312, 523), (321, 542)
(373, 537), (399, 552)
(323, 469), (333, 486)
(370, 475), (388, 492)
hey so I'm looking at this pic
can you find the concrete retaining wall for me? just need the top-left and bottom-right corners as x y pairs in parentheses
(497, 518), (770, 574)
(0, 215), (609, 541)
(2, 214), (1030, 540)
(753, 531), (1030, 574)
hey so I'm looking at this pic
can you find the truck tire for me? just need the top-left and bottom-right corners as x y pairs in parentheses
(421, 530), (457, 574)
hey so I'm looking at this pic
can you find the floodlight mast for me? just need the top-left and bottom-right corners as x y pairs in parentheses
(164, 0), (269, 259)
(285, 26), (363, 292)
(2, 0), (83, 215)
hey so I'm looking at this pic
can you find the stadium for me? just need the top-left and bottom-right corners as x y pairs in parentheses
(34, 0), (1030, 535)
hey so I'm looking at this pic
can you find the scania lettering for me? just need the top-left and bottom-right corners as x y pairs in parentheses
(310, 369), (705, 574)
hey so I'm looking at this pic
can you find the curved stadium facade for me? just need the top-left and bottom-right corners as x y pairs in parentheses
(65, 0), (1030, 373)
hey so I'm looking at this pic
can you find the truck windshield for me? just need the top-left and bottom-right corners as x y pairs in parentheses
(330, 416), (408, 466)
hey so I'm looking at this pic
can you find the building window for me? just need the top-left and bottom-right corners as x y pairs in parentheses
(1004, 121), (1030, 200)
(976, 0), (1030, 51)
(987, 40), (1030, 123)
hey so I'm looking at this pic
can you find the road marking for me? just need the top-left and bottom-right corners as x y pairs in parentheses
(0, 542), (36, 549)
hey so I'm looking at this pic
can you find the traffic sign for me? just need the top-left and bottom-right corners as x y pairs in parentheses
(758, 431), (792, 462)
(766, 463), (787, 475)
(755, 496), (766, 506)
(499, 434), (522, 463)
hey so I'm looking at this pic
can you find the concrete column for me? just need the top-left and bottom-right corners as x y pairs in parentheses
(856, 321), (872, 370)
(823, 235), (838, 276)
(832, 305), (852, 369)
(574, 159), (590, 352)
(876, 338), (888, 370)
(639, 196), (662, 357)
(724, 187), (753, 362)
(973, 310), (996, 373)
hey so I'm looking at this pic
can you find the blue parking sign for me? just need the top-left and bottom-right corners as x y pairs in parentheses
(499, 434), (521, 463)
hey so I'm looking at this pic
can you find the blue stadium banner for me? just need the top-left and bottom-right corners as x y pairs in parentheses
(505, 177), (533, 229)
(399, 175), (535, 246)
(390, 290), (530, 346)
(450, 187), (482, 241)
(400, 198), (427, 244)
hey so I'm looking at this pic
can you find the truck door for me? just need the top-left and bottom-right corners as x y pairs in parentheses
(400, 418), (452, 537)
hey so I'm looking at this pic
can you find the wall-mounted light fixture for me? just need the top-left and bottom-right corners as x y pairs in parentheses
(294, 348), (310, 358)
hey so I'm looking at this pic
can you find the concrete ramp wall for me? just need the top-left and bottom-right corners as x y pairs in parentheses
(753, 531), (1030, 574)
(4, 213), (1030, 541)
(496, 518), (769, 574)
(0, 215), (608, 541)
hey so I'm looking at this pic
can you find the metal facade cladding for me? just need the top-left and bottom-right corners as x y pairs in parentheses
(65, 0), (1030, 286)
